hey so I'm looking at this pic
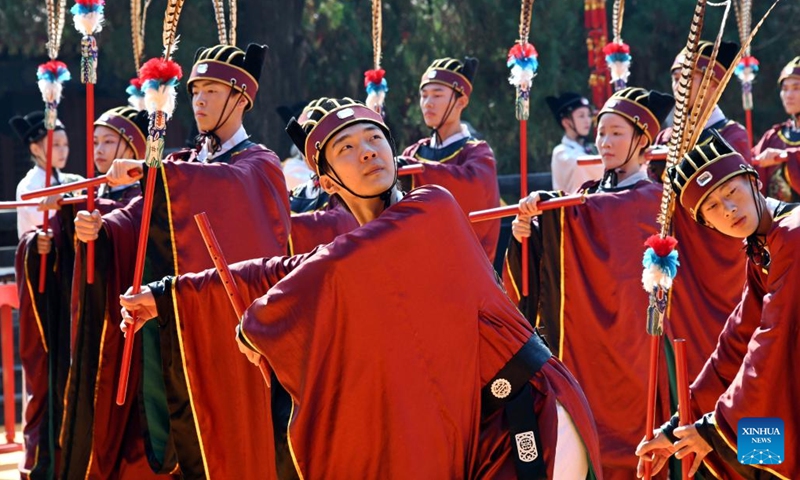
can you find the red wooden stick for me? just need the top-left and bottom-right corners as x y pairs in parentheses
(20, 168), (142, 200)
(86, 82), (96, 284)
(116, 168), (158, 405)
(38, 130), (54, 293)
(194, 213), (272, 387)
(0, 195), (88, 210)
(397, 164), (424, 176)
(520, 120), (529, 296)
(577, 148), (668, 167)
(576, 155), (603, 166)
(642, 334), (661, 480)
(469, 194), (586, 222)
(674, 339), (693, 479)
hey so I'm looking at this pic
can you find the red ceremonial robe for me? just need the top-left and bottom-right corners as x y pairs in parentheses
(234, 186), (601, 479)
(402, 136), (501, 263)
(691, 204), (800, 479)
(288, 179), (359, 255)
(59, 188), (163, 480)
(503, 180), (746, 479)
(753, 120), (800, 201)
(98, 141), (291, 478)
(14, 201), (84, 479)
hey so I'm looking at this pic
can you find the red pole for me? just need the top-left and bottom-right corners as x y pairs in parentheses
(0, 284), (22, 452)
(116, 168), (158, 405)
(38, 129), (54, 293)
(397, 164), (424, 176)
(744, 109), (754, 151)
(520, 120), (529, 297)
(21, 168), (141, 200)
(642, 334), (661, 480)
(86, 82), (95, 284)
(469, 195), (586, 222)
(194, 213), (272, 387)
(674, 338), (693, 479)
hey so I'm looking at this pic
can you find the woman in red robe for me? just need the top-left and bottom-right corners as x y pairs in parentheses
(121, 97), (603, 479)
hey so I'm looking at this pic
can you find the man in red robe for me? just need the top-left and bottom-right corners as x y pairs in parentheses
(752, 56), (800, 201)
(74, 44), (291, 479)
(637, 134), (800, 480)
(401, 57), (501, 263)
(121, 97), (603, 478)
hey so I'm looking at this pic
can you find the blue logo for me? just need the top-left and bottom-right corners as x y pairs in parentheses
(738, 417), (784, 465)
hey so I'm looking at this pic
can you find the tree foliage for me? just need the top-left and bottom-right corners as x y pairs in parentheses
(1, 0), (799, 174)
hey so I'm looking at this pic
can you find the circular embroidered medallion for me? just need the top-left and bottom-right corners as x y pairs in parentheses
(491, 378), (512, 399)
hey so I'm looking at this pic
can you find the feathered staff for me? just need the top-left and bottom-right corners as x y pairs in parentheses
(506, 0), (537, 297)
(733, 0), (757, 149)
(71, 0), (104, 284)
(640, 1), (781, 477)
(116, 0), (185, 406)
(36, 0), (69, 294)
(603, 0), (632, 91)
(364, 0), (388, 115)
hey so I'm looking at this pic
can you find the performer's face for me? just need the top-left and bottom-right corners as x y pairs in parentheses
(596, 113), (645, 170)
(191, 80), (246, 132)
(321, 123), (395, 197)
(93, 125), (133, 174)
(569, 106), (593, 137)
(419, 84), (466, 129)
(780, 78), (800, 116)
(698, 175), (760, 238)
(671, 70), (718, 108)
(30, 129), (69, 170)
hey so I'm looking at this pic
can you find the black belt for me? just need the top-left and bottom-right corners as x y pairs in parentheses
(482, 333), (552, 480)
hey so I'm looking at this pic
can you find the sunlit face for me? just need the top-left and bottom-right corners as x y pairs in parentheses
(568, 106), (593, 137)
(93, 125), (133, 174)
(672, 70), (718, 107)
(419, 84), (466, 129)
(780, 77), (800, 116)
(321, 123), (396, 198)
(191, 79), (244, 132)
(31, 129), (69, 170)
(596, 113), (645, 170)
(698, 175), (760, 238)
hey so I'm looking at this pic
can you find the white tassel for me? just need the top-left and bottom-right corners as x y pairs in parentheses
(508, 65), (535, 90)
(72, 12), (104, 36)
(37, 80), (64, 104)
(144, 84), (178, 118)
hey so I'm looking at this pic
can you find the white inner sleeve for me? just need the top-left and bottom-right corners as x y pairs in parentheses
(553, 400), (590, 479)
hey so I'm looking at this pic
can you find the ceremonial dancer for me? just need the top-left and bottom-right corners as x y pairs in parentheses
(636, 133), (800, 480)
(121, 97), (603, 479)
(75, 43), (292, 478)
(752, 56), (800, 201)
(402, 57), (502, 263)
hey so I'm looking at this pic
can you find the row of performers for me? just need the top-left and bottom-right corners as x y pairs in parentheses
(8, 39), (800, 479)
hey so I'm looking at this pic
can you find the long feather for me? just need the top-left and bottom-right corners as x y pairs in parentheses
(162, 0), (185, 58)
(659, 0), (707, 232)
(518, 0), (534, 43)
(673, 0), (708, 168)
(372, 0), (382, 69)
(688, 0), (782, 148)
(612, 0), (625, 43)
(212, 0), (227, 45)
(684, 1), (731, 157)
(131, 0), (142, 69)
(229, 0), (237, 46)
(141, 0), (152, 58)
